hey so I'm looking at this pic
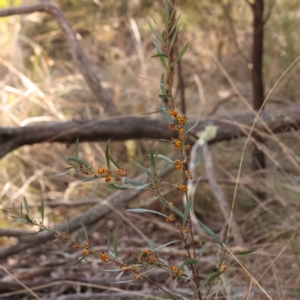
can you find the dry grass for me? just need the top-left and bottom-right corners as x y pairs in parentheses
(1, 0), (300, 299)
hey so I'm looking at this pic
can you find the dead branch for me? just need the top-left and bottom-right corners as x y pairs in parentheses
(0, 228), (33, 237)
(0, 0), (120, 116)
(1, 103), (300, 159)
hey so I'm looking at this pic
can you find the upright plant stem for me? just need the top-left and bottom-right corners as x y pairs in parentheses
(251, 0), (266, 171)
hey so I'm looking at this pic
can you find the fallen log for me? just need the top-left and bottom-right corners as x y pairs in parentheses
(0, 103), (299, 159)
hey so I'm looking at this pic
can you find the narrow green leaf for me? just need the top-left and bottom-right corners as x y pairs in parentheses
(16, 217), (29, 224)
(155, 148), (158, 167)
(83, 175), (105, 182)
(169, 13), (182, 37)
(74, 256), (87, 266)
(186, 113), (203, 133)
(161, 104), (173, 123)
(183, 199), (193, 227)
(79, 222), (88, 242)
(159, 94), (171, 98)
(115, 270), (125, 280)
(53, 236), (60, 242)
(40, 199), (44, 224)
(75, 137), (79, 159)
(235, 249), (260, 255)
(147, 239), (156, 252)
(143, 138), (171, 143)
(58, 151), (70, 164)
(164, 0), (169, 21)
(116, 271), (124, 282)
(151, 37), (168, 70)
(173, 43), (189, 66)
(124, 179), (144, 186)
(25, 214), (33, 224)
(89, 177), (101, 197)
(107, 231), (111, 252)
(31, 231), (42, 235)
(197, 218), (223, 248)
(114, 228), (118, 258)
(54, 170), (72, 177)
(192, 146), (202, 172)
(191, 277), (209, 298)
(181, 258), (198, 267)
(171, 205), (184, 218)
(207, 270), (225, 283)
(148, 21), (163, 44)
(68, 157), (89, 168)
(127, 208), (168, 218)
(131, 159), (150, 176)
(151, 154), (174, 165)
(152, 37), (163, 54)
(133, 183), (151, 190)
(20, 202), (23, 215)
(197, 241), (206, 263)
(109, 250), (116, 259)
(105, 139), (111, 171)
(159, 11), (168, 22)
(153, 240), (180, 252)
(107, 184), (135, 190)
(78, 229), (83, 243)
(141, 268), (158, 278)
(113, 278), (135, 284)
(160, 73), (167, 95)
(159, 257), (169, 267)
(109, 155), (121, 169)
(161, 29), (166, 41)
(150, 53), (168, 58)
(183, 265), (193, 281)
(218, 240), (228, 266)
(159, 56), (169, 71)
(23, 197), (30, 217)
(170, 24), (180, 51)
(150, 149), (156, 168)
(169, 2), (177, 21)
(66, 215), (69, 235)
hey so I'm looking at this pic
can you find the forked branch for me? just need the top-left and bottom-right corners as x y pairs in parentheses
(0, 0), (120, 116)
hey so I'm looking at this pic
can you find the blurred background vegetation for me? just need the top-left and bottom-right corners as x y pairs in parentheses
(1, 0), (300, 299)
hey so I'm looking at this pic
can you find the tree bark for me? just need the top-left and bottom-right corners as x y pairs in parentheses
(1, 103), (300, 159)
(252, 0), (266, 170)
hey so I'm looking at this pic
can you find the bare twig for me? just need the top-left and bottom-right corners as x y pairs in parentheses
(263, 0), (276, 24)
(223, 2), (250, 64)
(207, 95), (233, 116)
(0, 264), (42, 300)
(0, 1), (120, 116)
